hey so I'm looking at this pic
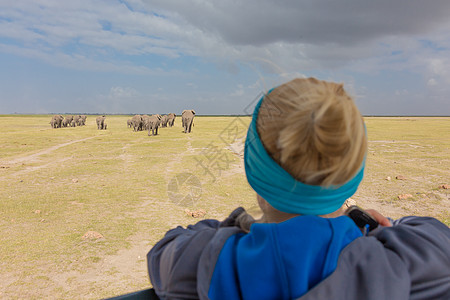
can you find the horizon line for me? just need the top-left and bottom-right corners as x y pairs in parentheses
(1, 113), (450, 118)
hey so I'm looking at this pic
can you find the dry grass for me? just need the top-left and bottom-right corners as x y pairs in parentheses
(0, 115), (448, 299)
(357, 117), (450, 222)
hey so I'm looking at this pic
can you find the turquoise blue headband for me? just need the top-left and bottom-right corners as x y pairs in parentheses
(244, 91), (365, 215)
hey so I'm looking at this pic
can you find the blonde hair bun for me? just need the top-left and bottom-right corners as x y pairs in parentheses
(257, 77), (367, 187)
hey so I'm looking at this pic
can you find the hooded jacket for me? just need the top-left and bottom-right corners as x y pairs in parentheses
(148, 208), (450, 300)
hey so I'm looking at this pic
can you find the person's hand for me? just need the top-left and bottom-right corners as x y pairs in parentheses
(365, 209), (392, 227)
(220, 207), (246, 227)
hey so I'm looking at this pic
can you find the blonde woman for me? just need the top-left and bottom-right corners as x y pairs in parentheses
(147, 78), (450, 300)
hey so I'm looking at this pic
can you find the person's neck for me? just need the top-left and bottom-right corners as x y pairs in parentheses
(263, 207), (344, 223)
(263, 211), (299, 223)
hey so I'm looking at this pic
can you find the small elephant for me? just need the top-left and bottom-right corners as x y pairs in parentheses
(147, 114), (162, 136)
(127, 119), (132, 128)
(96, 115), (107, 130)
(181, 110), (195, 133)
(167, 113), (176, 127)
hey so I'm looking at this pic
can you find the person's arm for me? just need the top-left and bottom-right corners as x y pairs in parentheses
(374, 216), (450, 299)
(147, 219), (221, 299)
(147, 208), (245, 299)
(300, 215), (450, 300)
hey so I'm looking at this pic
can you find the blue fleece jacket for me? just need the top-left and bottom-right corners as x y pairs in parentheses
(208, 215), (361, 299)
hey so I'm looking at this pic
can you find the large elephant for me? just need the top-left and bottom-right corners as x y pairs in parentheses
(50, 115), (63, 128)
(131, 114), (144, 131)
(181, 110), (195, 133)
(167, 113), (176, 127)
(142, 115), (151, 130)
(96, 115), (107, 130)
(147, 114), (162, 136)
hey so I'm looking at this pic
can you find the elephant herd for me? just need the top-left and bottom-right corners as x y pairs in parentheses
(50, 114), (106, 130)
(128, 110), (195, 136)
(50, 115), (87, 128)
(50, 110), (196, 135)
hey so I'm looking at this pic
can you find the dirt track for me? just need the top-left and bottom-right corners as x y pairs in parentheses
(0, 137), (97, 166)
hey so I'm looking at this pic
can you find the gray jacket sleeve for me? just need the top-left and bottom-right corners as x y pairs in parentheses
(298, 216), (450, 300)
(147, 208), (245, 300)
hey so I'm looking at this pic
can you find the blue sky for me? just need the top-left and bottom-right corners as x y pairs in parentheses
(1, 0), (450, 115)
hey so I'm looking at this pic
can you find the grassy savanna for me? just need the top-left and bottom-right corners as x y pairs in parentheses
(0, 115), (255, 299)
(0, 115), (449, 299)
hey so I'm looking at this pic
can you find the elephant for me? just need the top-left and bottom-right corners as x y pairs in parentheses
(60, 115), (74, 128)
(142, 115), (151, 130)
(62, 117), (71, 127)
(96, 115), (107, 130)
(63, 115), (74, 127)
(145, 114), (162, 130)
(80, 115), (87, 125)
(127, 119), (132, 128)
(147, 114), (162, 136)
(181, 110), (195, 133)
(50, 115), (63, 128)
(50, 117), (56, 128)
(131, 114), (144, 131)
(70, 119), (76, 127)
(167, 113), (176, 127)
(160, 115), (169, 127)
(74, 115), (85, 126)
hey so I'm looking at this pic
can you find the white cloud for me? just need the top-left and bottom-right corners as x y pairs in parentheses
(427, 78), (438, 87)
(395, 89), (408, 96)
(0, 42), (165, 74)
(109, 86), (139, 98)
(0, 0), (202, 65)
(230, 84), (244, 97)
(422, 55), (450, 98)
